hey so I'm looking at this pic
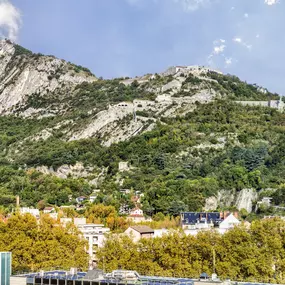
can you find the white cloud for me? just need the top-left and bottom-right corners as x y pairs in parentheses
(264, 0), (279, 5)
(214, 44), (226, 54)
(233, 37), (242, 43)
(245, 44), (252, 50)
(173, 0), (212, 11)
(0, 0), (21, 42)
(244, 13), (249, 18)
(233, 37), (252, 50)
(125, 0), (218, 12)
(207, 39), (227, 66)
(225, 57), (232, 67)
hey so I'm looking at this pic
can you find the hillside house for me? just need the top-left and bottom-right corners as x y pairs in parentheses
(181, 212), (223, 230)
(182, 211), (240, 235)
(118, 161), (130, 172)
(258, 197), (272, 207)
(125, 226), (154, 242)
(43, 207), (55, 214)
(219, 213), (240, 230)
(20, 207), (40, 218)
(127, 207), (148, 223)
(76, 196), (87, 204)
(89, 190), (100, 203)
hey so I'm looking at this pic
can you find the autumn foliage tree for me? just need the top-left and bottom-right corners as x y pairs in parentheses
(0, 213), (88, 273)
(85, 204), (130, 231)
(97, 218), (285, 284)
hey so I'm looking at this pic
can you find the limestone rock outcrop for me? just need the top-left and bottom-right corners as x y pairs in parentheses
(0, 39), (96, 114)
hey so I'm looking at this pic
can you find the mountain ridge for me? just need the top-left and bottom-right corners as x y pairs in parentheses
(0, 39), (97, 116)
(1, 40), (285, 218)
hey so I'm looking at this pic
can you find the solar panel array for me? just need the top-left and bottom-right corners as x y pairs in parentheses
(23, 270), (194, 285)
(181, 212), (223, 225)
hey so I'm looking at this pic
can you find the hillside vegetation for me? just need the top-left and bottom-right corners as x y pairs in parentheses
(0, 41), (285, 218)
(1, 99), (285, 217)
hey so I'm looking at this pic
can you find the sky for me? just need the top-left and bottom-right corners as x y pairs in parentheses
(0, 0), (284, 94)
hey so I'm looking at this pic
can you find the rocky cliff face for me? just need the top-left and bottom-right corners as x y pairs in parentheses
(0, 39), (96, 115)
(0, 39), (222, 146)
(204, 189), (258, 213)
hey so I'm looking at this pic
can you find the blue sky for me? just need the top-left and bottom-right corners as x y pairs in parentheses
(0, 0), (284, 94)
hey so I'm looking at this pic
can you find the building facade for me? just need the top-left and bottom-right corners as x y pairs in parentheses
(181, 212), (240, 235)
(0, 252), (11, 285)
(20, 208), (40, 218)
(125, 226), (154, 242)
(77, 224), (110, 268)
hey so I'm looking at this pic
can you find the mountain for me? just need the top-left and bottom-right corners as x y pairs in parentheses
(0, 39), (285, 218)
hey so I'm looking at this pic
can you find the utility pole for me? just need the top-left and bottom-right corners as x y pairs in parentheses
(212, 247), (216, 274)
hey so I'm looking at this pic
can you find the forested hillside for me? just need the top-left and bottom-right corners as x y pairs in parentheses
(1, 100), (285, 217)
(0, 40), (285, 218)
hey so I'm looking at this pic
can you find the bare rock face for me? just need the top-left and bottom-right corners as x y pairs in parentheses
(0, 42), (220, 148)
(204, 189), (258, 213)
(235, 188), (258, 213)
(204, 196), (218, 211)
(204, 190), (235, 211)
(67, 89), (216, 144)
(0, 39), (96, 114)
(36, 162), (93, 179)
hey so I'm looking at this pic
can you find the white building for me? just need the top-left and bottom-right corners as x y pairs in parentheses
(77, 223), (110, 267)
(74, 217), (86, 226)
(60, 217), (72, 226)
(20, 207), (40, 218)
(127, 207), (149, 223)
(124, 226), (154, 242)
(43, 207), (55, 214)
(118, 161), (130, 172)
(89, 190), (101, 203)
(218, 213), (240, 233)
(260, 197), (272, 207)
(183, 212), (240, 236)
(130, 207), (143, 216)
(48, 212), (58, 220)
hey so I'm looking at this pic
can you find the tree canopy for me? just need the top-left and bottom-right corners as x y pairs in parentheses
(0, 213), (88, 273)
(97, 218), (285, 284)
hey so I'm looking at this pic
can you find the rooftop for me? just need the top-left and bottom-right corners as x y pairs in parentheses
(130, 225), (154, 234)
